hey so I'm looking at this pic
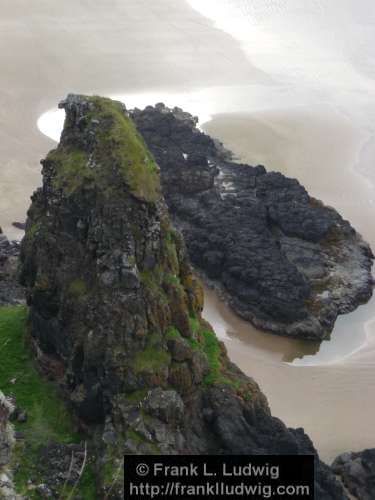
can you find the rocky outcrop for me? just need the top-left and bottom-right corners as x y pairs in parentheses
(332, 449), (375, 500)
(0, 229), (24, 306)
(131, 104), (374, 340)
(19, 95), (346, 499)
(0, 391), (21, 500)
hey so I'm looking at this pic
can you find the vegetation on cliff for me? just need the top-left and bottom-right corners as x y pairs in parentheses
(18, 94), (348, 499)
(48, 96), (160, 202)
(0, 306), (96, 498)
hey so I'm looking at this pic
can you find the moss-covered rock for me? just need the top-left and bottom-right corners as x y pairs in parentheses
(19, 95), (347, 500)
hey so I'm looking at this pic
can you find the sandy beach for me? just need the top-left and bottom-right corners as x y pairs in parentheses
(0, 0), (264, 240)
(203, 105), (375, 462)
(1, 0), (375, 464)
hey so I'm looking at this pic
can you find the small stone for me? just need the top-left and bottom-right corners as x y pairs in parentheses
(37, 483), (53, 498)
(143, 388), (184, 424)
(17, 411), (28, 423)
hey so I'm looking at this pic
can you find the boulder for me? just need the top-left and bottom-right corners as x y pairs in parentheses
(332, 449), (375, 500)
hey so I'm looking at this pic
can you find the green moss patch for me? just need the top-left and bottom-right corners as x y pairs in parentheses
(49, 96), (161, 203)
(164, 231), (180, 274)
(189, 315), (200, 335)
(68, 278), (88, 298)
(165, 326), (181, 340)
(0, 307), (75, 442)
(90, 97), (161, 203)
(189, 324), (242, 390)
(125, 389), (149, 404)
(133, 347), (171, 374)
(28, 222), (42, 239)
(201, 329), (221, 378)
(49, 148), (91, 195)
(164, 274), (181, 286)
(140, 267), (168, 305)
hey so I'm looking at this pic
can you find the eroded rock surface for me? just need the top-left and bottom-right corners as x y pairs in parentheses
(0, 391), (21, 500)
(131, 104), (374, 340)
(19, 95), (346, 499)
(332, 449), (375, 500)
(0, 229), (24, 306)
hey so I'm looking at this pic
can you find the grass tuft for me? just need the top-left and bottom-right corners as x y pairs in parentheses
(133, 347), (171, 374)
(0, 306), (97, 498)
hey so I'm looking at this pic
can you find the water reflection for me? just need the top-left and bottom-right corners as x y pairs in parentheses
(202, 286), (321, 364)
(203, 282), (375, 366)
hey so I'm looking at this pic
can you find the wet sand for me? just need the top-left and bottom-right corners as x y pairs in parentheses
(203, 109), (375, 462)
(203, 287), (375, 463)
(2, 0), (375, 465)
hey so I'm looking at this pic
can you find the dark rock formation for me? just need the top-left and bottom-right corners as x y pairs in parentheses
(0, 392), (13, 471)
(0, 391), (19, 499)
(0, 228), (24, 306)
(19, 95), (346, 499)
(34, 442), (89, 498)
(131, 104), (374, 340)
(12, 221), (26, 231)
(332, 449), (375, 500)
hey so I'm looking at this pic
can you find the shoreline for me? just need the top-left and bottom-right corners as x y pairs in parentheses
(202, 286), (375, 464)
(0, 0), (263, 240)
(2, 0), (375, 466)
(36, 99), (375, 462)
(37, 101), (375, 360)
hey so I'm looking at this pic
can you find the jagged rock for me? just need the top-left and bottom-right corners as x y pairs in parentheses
(12, 222), (26, 231)
(20, 95), (347, 499)
(0, 228), (24, 307)
(0, 392), (21, 500)
(332, 449), (375, 500)
(131, 105), (374, 340)
(143, 388), (184, 424)
(16, 411), (27, 424)
(33, 442), (88, 498)
(0, 393), (13, 468)
(167, 336), (193, 361)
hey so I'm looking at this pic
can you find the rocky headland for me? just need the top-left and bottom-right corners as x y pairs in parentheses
(131, 104), (374, 340)
(14, 94), (349, 498)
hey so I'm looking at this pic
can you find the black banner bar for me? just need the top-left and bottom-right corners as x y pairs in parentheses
(124, 455), (314, 499)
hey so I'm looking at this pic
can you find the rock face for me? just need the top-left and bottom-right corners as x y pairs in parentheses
(0, 391), (20, 500)
(19, 95), (347, 499)
(0, 393), (13, 472)
(332, 449), (375, 500)
(0, 229), (24, 306)
(131, 104), (374, 340)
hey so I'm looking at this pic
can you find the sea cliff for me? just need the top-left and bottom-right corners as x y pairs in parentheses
(13, 95), (347, 498)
